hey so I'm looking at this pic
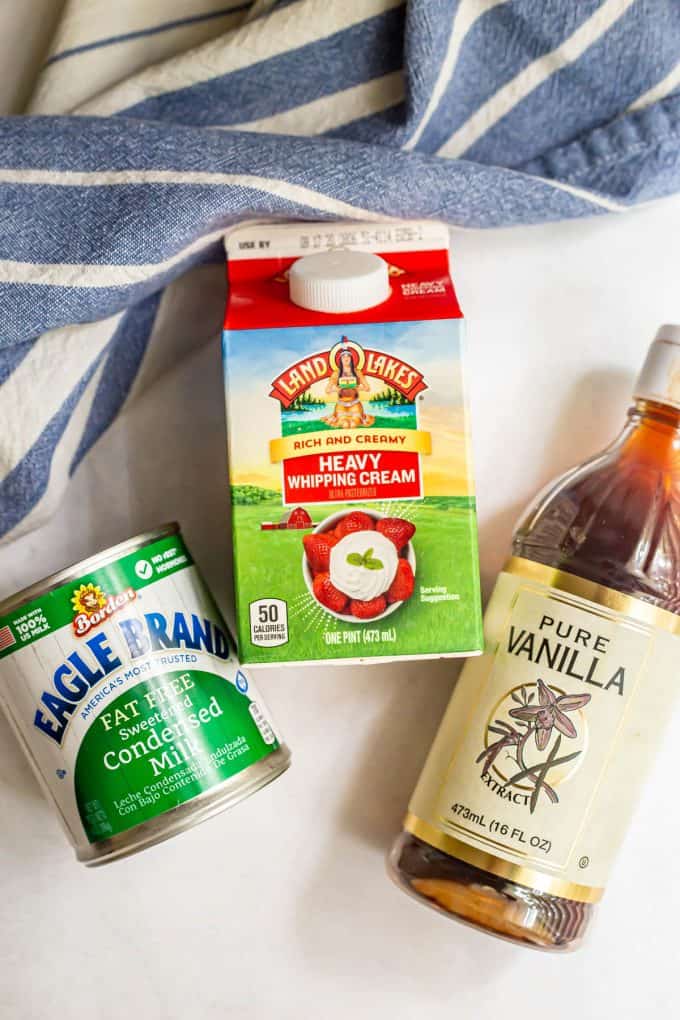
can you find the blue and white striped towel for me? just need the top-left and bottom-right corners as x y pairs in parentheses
(1, 0), (679, 542)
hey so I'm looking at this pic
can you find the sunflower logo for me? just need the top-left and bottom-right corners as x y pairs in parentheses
(72, 583), (107, 617)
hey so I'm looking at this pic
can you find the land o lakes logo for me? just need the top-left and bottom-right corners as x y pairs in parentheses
(269, 337), (427, 410)
(71, 582), (136, 637)
(477, 680), (591, 814)
(268, 336), (431, 505)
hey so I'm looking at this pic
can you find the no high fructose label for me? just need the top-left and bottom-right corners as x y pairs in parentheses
(0, 534), (190, 658)
(0, 538), (280, 848)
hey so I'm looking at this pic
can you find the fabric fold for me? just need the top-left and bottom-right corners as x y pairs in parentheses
(1, 0), (679, 541)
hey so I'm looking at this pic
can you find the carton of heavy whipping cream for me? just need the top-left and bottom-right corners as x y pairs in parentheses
(222, 220), (483, 666)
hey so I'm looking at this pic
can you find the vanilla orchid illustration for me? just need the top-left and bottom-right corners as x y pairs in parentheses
(477, 681), (592, 813)
(475, 720), (520, 775)
(509, 679), (591, 751)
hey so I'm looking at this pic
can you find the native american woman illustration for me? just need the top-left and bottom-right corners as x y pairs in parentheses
(323, 344), (375, 428)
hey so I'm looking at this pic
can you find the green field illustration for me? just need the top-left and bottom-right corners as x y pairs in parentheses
(231, 493), (482, 663)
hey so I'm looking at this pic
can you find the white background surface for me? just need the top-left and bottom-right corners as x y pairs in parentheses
(2, 6), (680, 1020)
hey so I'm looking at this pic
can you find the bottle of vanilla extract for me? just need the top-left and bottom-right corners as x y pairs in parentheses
(389, 325), (680, 950)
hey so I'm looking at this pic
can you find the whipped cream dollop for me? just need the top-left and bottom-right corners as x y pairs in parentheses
(329, 530), (398, 601)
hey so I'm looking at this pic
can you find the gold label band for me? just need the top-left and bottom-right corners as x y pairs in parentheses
(269, 427), (432, 463)
(505, 557), (680, 635)
(404, 813), (604, 904)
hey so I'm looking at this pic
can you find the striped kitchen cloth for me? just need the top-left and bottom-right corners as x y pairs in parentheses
(1, 0), (679, 541)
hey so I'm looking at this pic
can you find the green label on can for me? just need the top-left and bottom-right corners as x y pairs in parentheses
(0, 531), (285, 854)
(75, 668), (277, 841)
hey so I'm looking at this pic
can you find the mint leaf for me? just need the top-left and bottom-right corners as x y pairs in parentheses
(347, 548), (384, 571)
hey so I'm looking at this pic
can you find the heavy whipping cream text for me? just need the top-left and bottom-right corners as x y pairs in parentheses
(286, 453), (418, 494)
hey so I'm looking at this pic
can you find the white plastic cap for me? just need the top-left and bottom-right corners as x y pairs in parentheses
(288, 249), (390, 314)
(633, 324), (680, 409)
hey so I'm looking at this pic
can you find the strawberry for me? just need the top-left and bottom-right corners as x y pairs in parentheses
(375, 517), (415, 551)
(386, 558), (415, 604)
(335, 511), (375, 539)
(303, 532), (338, 574)
(313, 573), (349, 614)
(350, 595), (387, 619)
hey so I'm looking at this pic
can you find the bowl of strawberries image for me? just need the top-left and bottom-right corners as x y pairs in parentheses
(302, 509), (416, 622)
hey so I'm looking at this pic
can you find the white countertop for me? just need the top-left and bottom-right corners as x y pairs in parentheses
(2, 199), (679, 1020)
(2, 7), (680, 1017)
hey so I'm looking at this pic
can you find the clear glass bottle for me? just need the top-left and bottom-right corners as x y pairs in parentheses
(389, 325), (680, 950)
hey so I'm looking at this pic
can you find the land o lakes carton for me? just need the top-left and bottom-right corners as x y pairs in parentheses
(222, 220), (483, 665)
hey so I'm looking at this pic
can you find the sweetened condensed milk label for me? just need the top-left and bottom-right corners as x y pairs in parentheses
(407, 559), (680, 900)
(0, 533), (281, 852)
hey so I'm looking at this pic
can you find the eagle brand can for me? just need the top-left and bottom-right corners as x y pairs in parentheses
(0, 524), (290, 865)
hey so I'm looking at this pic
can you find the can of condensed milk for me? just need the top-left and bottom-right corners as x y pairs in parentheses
(0, 523), (290, 865)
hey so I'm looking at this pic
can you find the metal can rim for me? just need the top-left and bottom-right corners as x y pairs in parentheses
(0, 522), (180, 619)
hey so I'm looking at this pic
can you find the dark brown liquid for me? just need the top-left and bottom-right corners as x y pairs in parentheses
(515, 400), (680, 612)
